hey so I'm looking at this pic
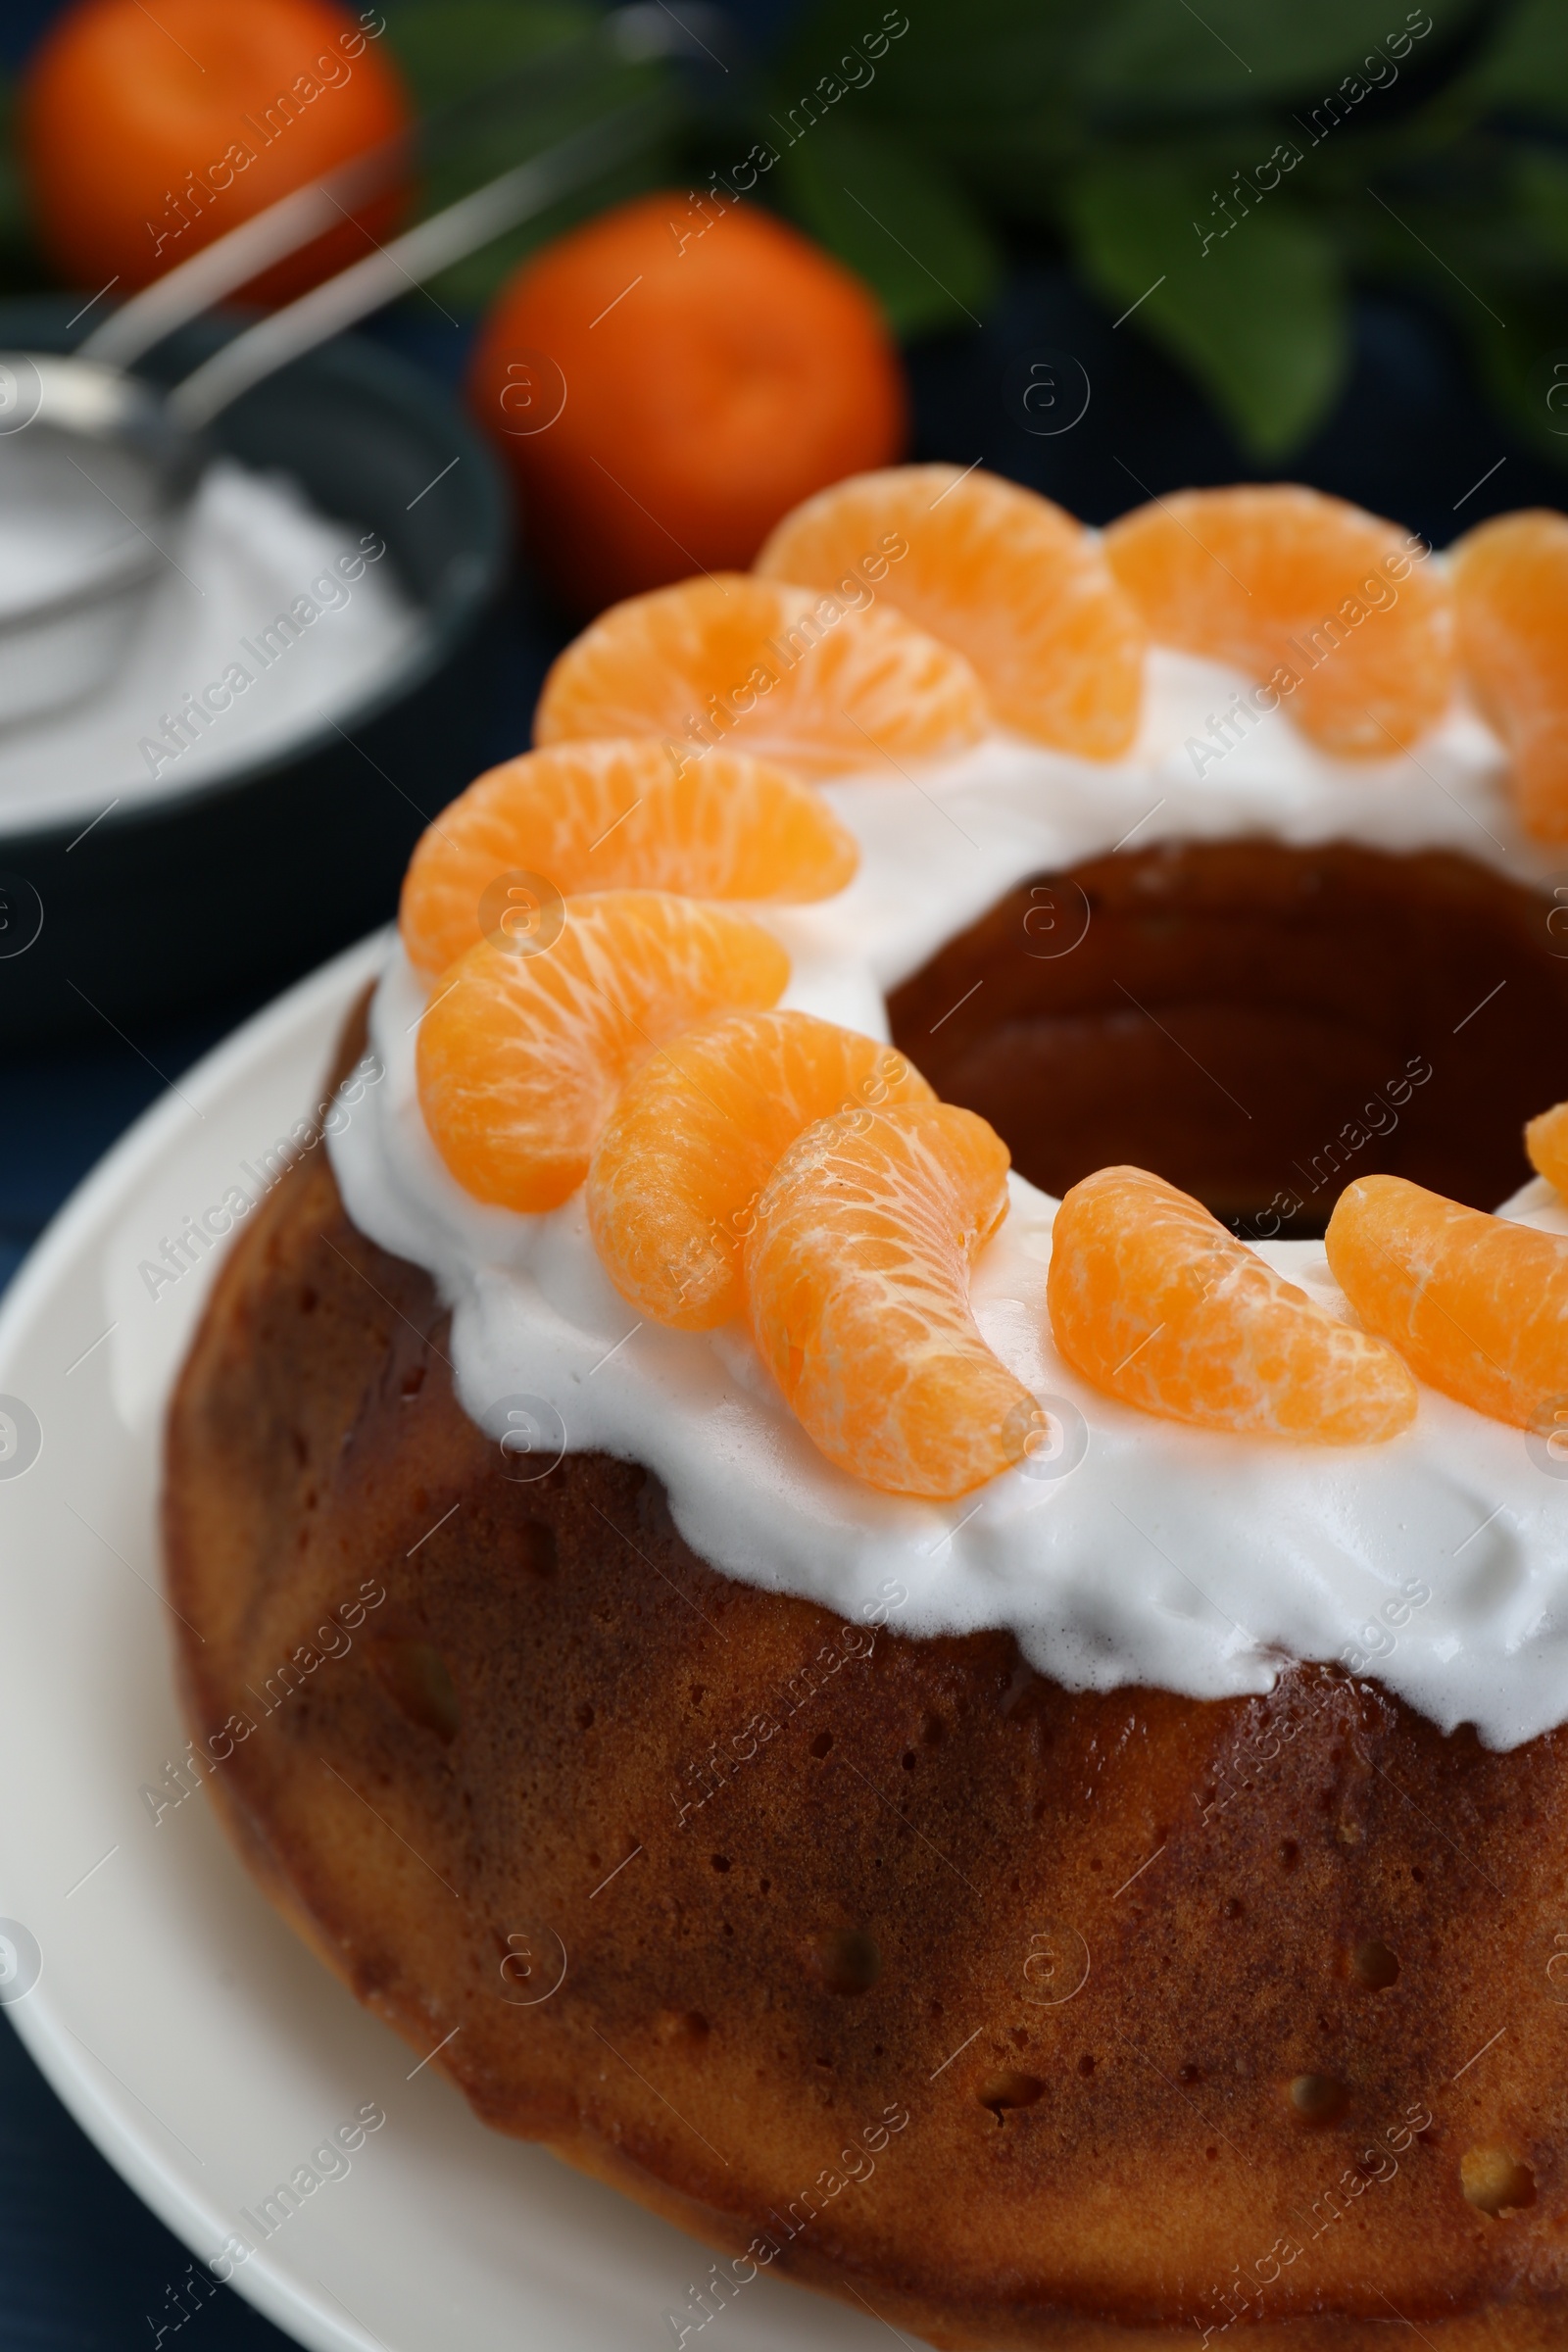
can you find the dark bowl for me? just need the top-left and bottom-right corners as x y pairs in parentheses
(0, 296), (511, 1048)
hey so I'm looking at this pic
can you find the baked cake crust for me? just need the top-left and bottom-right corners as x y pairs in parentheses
(163, 1004), (1568, 2348)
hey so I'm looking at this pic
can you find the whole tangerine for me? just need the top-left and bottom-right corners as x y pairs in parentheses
(468, 190), (907, 612)
(21, 0), (411, 305)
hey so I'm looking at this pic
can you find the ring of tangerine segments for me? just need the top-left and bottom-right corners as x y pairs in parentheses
(744, 1100), (1038, 1498)
(586, 1009), (937, 1330)
(532, 572), (989, 781)
(1102, 484), (1451, 758)
(1527, 1099), (1568, 1197)
(399, 738), (859, 978)
(1452, 510), (1568, 844)
(416, 891), (789, 1212)
(756, 464), (1145, 759)
(1048, 1166), (1416, 1444)
(1326, 1172), (1568, 1432)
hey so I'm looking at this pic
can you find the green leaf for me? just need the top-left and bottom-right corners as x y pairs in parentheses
(777, 0), (1079, 127)
(1364, 174), (1568, 474)
(1064, 151), (1348, 456)
(379, 1), (677, 309)
(383, 1), (596, 113)
(1074, 0), (1469, 109)
(770, 111), (1002, 337)
(772, 0), (1089, 196)
(1445, 277), (1568, 476)
(1512, 147), (1568, 267)
(1462, 0), (1568, 120)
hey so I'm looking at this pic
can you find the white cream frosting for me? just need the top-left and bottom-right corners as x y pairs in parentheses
(330, 649), (1568, 1751)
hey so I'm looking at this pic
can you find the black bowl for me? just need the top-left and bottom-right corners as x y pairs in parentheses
(0, 296), (511, 1047)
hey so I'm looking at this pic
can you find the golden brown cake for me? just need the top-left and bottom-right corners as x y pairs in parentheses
(164, 471), (1568, 2344)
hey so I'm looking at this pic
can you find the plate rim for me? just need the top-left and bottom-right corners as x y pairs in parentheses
(0, 928), (390, 2351)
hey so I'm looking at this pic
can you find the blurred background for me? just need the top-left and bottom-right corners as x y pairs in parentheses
(0, 0), (1565, 2340)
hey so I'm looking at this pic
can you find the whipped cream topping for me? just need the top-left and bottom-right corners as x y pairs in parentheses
(331, 650), (1568, 1751)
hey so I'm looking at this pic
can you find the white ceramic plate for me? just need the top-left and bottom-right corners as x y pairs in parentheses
(0, 937), (883, 2352)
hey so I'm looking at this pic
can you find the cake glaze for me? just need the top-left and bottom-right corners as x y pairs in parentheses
(332, 649), (1568, 1751)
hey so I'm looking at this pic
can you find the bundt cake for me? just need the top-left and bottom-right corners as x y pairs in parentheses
(165, 472), (1568, 2346)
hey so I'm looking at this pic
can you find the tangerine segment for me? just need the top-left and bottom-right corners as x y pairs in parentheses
(1102, 485), (1451, 757)
(587, 1010), (936, 1331)
(416, 892), (789, 1212)
(399, 738), (858, 977)
(744, 1102), (1033, 1498)
(1326, 1173), (1568, 1430)
(533, 574), (989, 780)
(1049, 1166), (1417, 1443)
(1452, 512), (1568, 842)
(1527, 1099), (1568, 1196)
(757, 466), (1146, 759)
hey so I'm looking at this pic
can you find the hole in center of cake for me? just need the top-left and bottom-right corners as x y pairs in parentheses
(888, 838), (1568, 1239)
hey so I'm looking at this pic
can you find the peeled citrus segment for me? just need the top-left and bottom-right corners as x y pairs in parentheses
(1452, 511), (1568, 842)
(1326, 1173), (1568, 1431)
(416, 891), (789, 1212)
(757, 465), (1146, 759)
(744, 1101), (1033, 1498)
(587, 1010), (937, 1331)
(1102, 485), (1451, 757)
(399, 737), (858, 976)
(533, 573), (989, 780)
(1049, 1165), (1417, 1443)
(1527, 1099), (1568, 1196)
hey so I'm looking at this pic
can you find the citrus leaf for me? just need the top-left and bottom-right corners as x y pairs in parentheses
(1461, 0), (1568, 119)
(1073, 0), (1469, 108)
(1511, 147), (1568, 267)
(1065, 151), (1348, 456)
(380, 1), (675, 309)
(778, 0), (1076, 126)
(383, 0), (597, 113)
(771, 111), (1002, 337)
(1444, 274), (1568, 474)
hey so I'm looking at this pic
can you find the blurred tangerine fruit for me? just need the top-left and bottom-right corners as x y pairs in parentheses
(1452, 510), (1568, 843)
(1103, 484), (1451, 757)
(416, 891), (789, 1211)
(468, 191), (906, 612)
(400, 739), (858, 977)
(1326, 1172), (1568, 1431)
(758, 466), (1146, 758)
(745, 1100), (1036, 1497)
(1049, 1165), (1417, 1443)
(1527, 1099), (1568, 1196)
(21, 0), (411, 303)
(587, 1009), (936, 1330)
(534, 573), (988, 779)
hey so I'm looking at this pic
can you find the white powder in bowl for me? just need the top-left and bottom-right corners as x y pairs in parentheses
(0, 457), (427, 837)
